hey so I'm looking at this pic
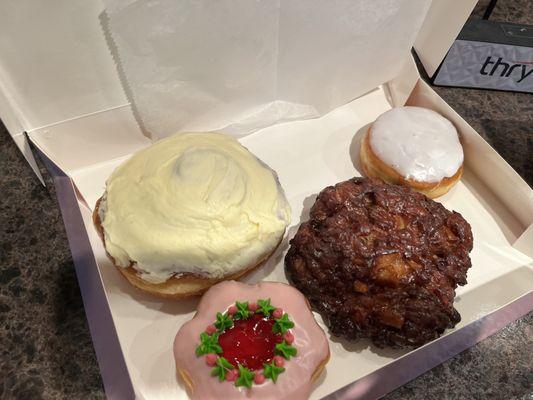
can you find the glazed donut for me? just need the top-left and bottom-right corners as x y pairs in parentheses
(360, 106), (464, 198)
(173, 281), (330, 399)
(93, 132), (291, 298)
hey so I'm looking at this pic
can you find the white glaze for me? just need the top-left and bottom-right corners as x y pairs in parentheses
(173, 281), (330, 400)
(99, 132), (291, 283)
(369, 106), (463, 183)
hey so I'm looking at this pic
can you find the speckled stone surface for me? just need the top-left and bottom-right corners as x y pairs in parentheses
(0, 131), (105, 398)
(384, 314), (533, 400)
(0, 0), (532, 399)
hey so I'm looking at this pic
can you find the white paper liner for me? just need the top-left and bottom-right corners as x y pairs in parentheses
(102, 0), (431, 139)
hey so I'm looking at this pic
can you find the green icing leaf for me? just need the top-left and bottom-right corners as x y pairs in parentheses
(214, 312), (233, 331)
(218, 357), (234, 370)
(235, 364), (254, 388)
(257, 298), (276, 317)
(210, 357), (234, 381)
(211, 365), (225, 381)
(263, 361), (285, 383)
(234, 301), (252, 320)
(195, 332), (222, 356)
(272, 313), (295, 334)
(275, 341), (297, 359)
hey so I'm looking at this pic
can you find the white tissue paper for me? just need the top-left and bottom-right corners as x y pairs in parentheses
(103, 0), (431, 139)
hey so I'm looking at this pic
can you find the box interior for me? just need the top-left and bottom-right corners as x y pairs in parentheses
(28, 64), (533, 398)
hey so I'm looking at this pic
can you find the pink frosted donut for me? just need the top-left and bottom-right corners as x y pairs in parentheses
(174, 281), (330, 399)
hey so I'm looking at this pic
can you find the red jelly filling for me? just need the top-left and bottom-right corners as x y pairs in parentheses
(218, 314), (283, 370)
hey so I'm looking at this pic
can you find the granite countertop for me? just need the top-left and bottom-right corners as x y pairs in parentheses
(1, 0), (532, 399)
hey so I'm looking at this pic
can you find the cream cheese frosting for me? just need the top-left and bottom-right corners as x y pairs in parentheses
(98, 132), (291, 283)
(370, 106), (463, 183)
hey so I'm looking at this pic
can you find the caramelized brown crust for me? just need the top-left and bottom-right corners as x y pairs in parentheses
(360, 128), (463, 198)
(310, 351), (330, 383)
(93, 197), (279, 299)
(285, 177), (473, 347)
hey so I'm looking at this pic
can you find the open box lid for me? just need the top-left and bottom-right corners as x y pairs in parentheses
(0, 0), (477, 177)
(4, 0), (532, 251)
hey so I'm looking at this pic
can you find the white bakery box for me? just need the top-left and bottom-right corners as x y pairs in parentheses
(1, 0), (532, 399)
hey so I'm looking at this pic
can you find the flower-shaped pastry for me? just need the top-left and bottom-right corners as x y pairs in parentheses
(174, 281), (330, 399)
